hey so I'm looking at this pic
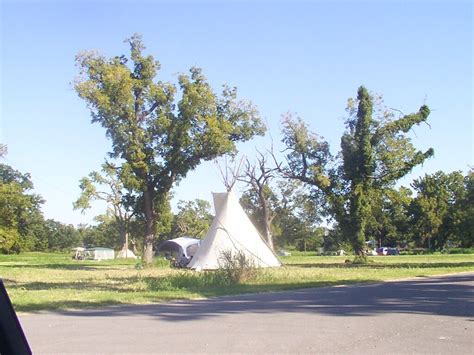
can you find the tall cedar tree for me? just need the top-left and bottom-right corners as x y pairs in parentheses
(75, 35), (264, 262)
(279, 86), (433, 256)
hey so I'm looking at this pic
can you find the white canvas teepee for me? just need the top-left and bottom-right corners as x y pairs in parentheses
(188, 191), (281, 270)
(116, 249), (137, 259)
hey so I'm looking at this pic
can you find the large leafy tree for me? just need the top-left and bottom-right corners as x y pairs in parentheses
(77, 217), (120, 249)
(0, 164), (45, 253)
(410, 171), (466, 250)
(42, 219), (81, 251)
(276, 181), (325, 251)
(365, 187), (413, 248)
(75, 34), (264, 263)
(453, 169), (474, 247)
(241, 179), (323, 251)
(278, 86), (433, 256)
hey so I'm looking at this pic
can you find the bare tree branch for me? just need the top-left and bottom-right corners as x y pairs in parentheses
(215, 155), (245, 191)
(0, 144), (7, 158)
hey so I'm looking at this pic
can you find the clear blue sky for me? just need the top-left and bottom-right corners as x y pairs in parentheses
(1, 0), (472, 225)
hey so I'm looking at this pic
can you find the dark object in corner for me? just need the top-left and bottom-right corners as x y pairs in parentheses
(0, 279), (32, 355)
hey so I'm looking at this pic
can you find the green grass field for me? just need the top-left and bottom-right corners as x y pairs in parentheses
(1, 252), (473, 312)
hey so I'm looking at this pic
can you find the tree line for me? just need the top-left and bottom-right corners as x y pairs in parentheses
(241, 168), (473, 253)
(0, 161), (214, 254)
(0, 159), (471, 255)
(1, 35), (472, 258)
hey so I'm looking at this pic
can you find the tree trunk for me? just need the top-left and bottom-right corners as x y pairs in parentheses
(123, 232), (129, 258)
(260, 193), (275, 250)
(131, 238), (138, 254)
(263, 207), (274, 250)
(118, 223), (129, 258)
(264, 224), (274, 250)
(143, 185), (155, 264)
(351, 184), (369, 257)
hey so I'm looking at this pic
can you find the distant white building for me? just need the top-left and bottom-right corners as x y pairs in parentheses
(87, 247), (115, 260)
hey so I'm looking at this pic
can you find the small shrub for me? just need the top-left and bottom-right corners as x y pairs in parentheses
(217, 250), (258, 284)
(446, 248), (474, 255)
(146, 276), (177, 291)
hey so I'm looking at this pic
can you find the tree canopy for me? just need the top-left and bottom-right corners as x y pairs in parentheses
(75, 34), (265, 262)
(0, 164), (44, 253)
(410, 171), (467, 250)
(278, 86), (433, 256)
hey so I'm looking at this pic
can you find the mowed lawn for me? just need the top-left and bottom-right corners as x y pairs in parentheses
(1, 252), (473, 312)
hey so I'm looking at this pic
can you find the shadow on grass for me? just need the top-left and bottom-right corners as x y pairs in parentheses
(14, 273), (474, 320)
(7, 279), (141, 293)
(15, 278), (376, 313)
(141, 276), (372, 299)
(16, 292), (196, 313)
(28, 273), (473, 321)
(286, 261), (474, 269)
(0, 263), (132, 271)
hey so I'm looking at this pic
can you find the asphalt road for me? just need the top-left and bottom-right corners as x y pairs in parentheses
(20, 272), (474, 354)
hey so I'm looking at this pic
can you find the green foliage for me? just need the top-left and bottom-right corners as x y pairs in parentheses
(0, 164), (86, 253)
(217, 250), (258, 284)
(277, 214), (324, 252)
(78, 215), (122, 249)
(74, 162), (139, 252)
(410, 170), (469, 250)
(279, 87), (433, 255)
(240, 185), (278, 237)
(172, 199), (212, 238)
(0, 225), (21, 254)
(75, 34), (264, 262)
(0, 164), (45, 253)
(153, 195), (173, 241)
(365, 187), (413, 247)
(445, 248), (474, 254)
(42, 220), (81, 251)
(241, 178), (325, 251)
(452, 170), (474, 248)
